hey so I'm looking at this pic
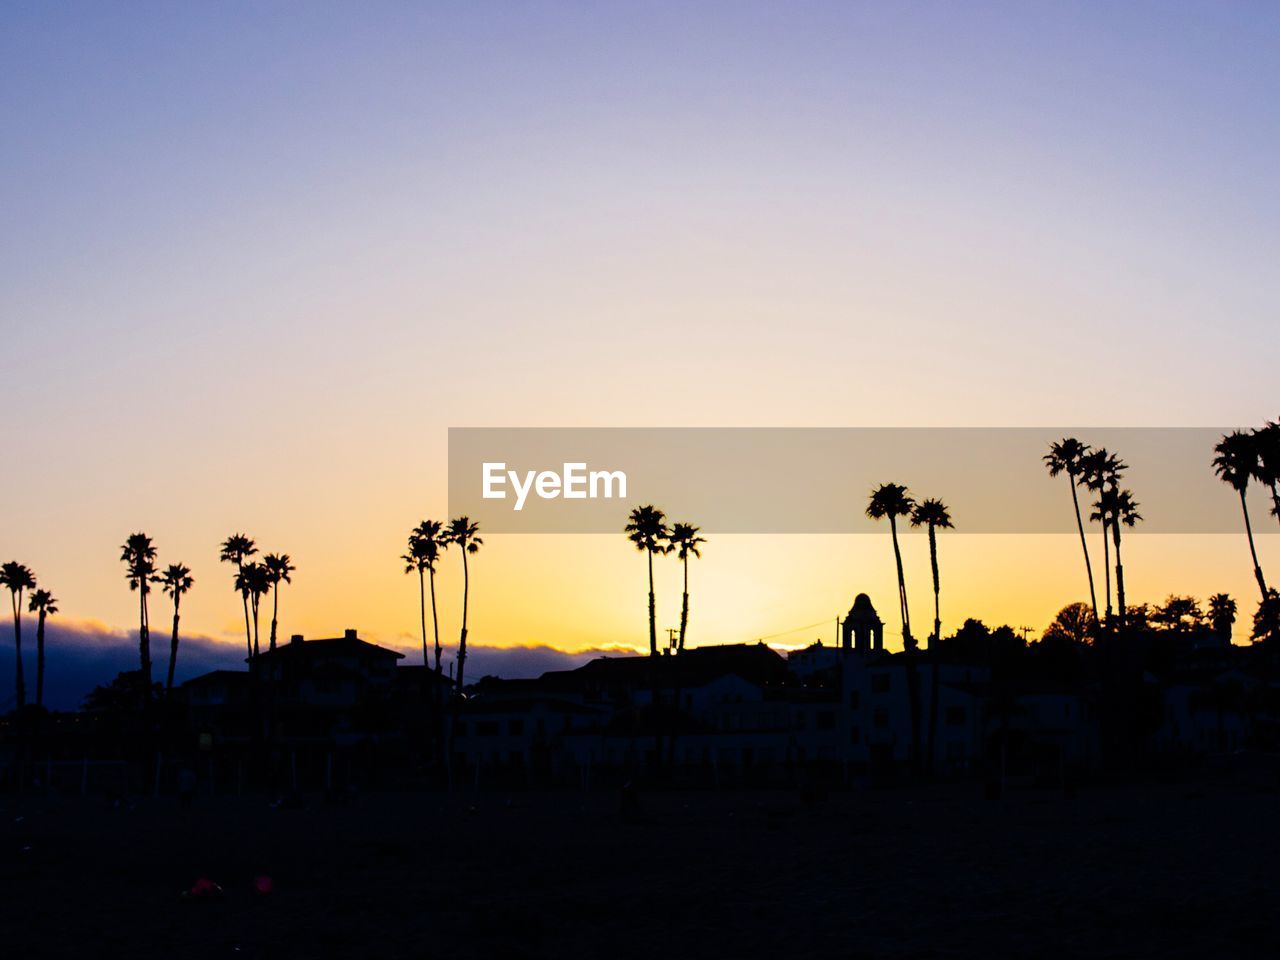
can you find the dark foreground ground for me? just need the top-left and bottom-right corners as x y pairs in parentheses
(3, 779), (1278, 959)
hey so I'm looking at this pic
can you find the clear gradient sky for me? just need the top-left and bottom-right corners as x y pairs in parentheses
(2, 2), (1278, 665)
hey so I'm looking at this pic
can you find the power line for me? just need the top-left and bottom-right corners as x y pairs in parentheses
(754, 618), (834, 643)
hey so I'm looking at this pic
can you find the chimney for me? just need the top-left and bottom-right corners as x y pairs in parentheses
(344, 628), (358, 640)
(290, 634), (303, 645)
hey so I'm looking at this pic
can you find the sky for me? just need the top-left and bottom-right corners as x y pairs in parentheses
(2, 2), (1278, 694)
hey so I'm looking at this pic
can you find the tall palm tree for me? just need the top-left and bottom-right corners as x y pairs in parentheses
(445, 517), (483, 691)
(667, 523), (706, 654)
(158, 564), (194, 694)
(910, 498), (953, 646)
(1081, 449), (1126, 627)
(867, 483), (920, 773)
(27, 589), (57, 710)
(625, 505), (670, 657)
(1093, 488), (1141, 630)
(237, 561), (271, 659)
(220, 534), (257, 662)
(1251, 419), (1280, 526)
(403, 521), (447, 673)
(120, 533), (158, 690)
(2, 563), (38, 709)
(1044, 438), (1099, 622)
(1213, 431), (1268, 602)
(911, 497), (952, 776)
(262, 553), (295, 652)
(866, 483), (917, 648)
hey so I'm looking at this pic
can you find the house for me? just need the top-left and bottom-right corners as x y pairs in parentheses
(183, 629), (405, 744)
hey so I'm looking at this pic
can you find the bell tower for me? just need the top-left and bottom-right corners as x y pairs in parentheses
(841, 593), (884, 655)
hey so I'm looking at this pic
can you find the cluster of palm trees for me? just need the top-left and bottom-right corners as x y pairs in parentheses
(863, 484), (954, 649)
(1, 561), (56, 711)
(1043, 440), (1143, 632)
(1044, 423), (1280, 642)
(862, 485), (953, 774)
(623, 506), (706, 657)
(1212, 419), (1280, 640)
(217, 535), (296, 662)
(402, 516), (483, 690)
(118, 533), (199, 697)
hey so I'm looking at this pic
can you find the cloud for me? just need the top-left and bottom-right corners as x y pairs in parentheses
(450, 643), (638, 680)
(0, 617), (244, 711)
(0, 619), (638, 711)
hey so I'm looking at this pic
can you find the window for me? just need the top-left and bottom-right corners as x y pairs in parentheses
(817, 710), (835, 730)
(850, 726), (860, 745)
(476, 720), (499, 736)
(946, 706), (967, 727)
(873, 708), (889, 728)
(848, 690), (860, 708)
(508, 719), (524, 736)
(872, 673), (891, 693)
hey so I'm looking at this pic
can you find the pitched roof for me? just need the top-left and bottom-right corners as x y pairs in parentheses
(253, 634), (404, 663)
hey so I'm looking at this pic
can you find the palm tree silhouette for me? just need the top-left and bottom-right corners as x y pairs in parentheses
(120, 533), (158, 690)
(625, 505), (670, 657)
(220, 534), (258, 662)
(1044, 438), (1099, 622)
(1092, 488), (1141, 630)
(262, 553), (295, 652)
(667, 522), (705, 654)
(910, 498), (952, 777)
(866, 483), (917, 649)
(27, 589), (57, 710)
(2, 563), (38, 709)
(867, 483), (921, 773)
(445, 517), (483, 692)
(1208, 593), (1237, 645)
(1251, 419), (1280, 525)
(403, 521), (447, 672)
(910, 498), (953, 647)
(237, 561), (271, 658)
(1080, 449), (1126, 627)
(1213, 431), (1269, 602)
(158, 564), (194, 694)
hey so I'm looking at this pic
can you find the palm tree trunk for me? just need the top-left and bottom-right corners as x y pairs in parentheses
(926, 523), (940, 776)
(270, 583), (280, 651)
(457, 549), (469, 691)
(1070, 481), (1099, 621)
(889, 516), (911, 646)
(1112, 524), (1127, 631)
(35, 610), (46, 710)
(929, 524), (941, 644)
(241, 587), (252, 661)
(11, 594), (24, 709)
(647, 549), (657, 657)
(430, 568), (442, 675)
(140, 586), (152, 688)
(1101, 524), (1113, 627)
(417, 568), (428, 667)
(1240, 489), (1269, 600)
(678, 554), (689, 653)
(166, 600), (181, 694)
(888, 516), (920, 771)
(646, 548), (662, 767)
(251, 595), (260, 659)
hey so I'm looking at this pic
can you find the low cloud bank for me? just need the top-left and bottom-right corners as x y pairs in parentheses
(456, 643), (636, 681)
(0, 619), (636, 711)
(0, 619), (245, 711)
